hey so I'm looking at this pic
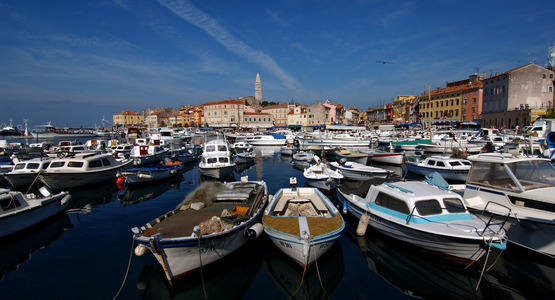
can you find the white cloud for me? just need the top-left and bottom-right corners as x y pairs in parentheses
(156, 0), (302, 90)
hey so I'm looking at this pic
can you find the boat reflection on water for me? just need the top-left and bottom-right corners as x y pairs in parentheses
(292, 159), (311, 171)
(117, 175), (183, 205)
(254, 146), (281, 158)
(484, 248), (555, 300)
(263, 236), (344, 300)
(280, 155), (293, 165)
(64, 180), (120, 214)
(343, 215), (499, 300)
(141, 236), (264, 300)
(234, 160), (256, 175)
(0, 213), (73, 280)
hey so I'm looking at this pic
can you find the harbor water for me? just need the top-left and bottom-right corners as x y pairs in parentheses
(1, 140), (554, 300)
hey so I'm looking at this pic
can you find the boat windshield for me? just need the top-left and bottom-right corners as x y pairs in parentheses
(468, 160), (555, 191)
(508, 160), (555, 189)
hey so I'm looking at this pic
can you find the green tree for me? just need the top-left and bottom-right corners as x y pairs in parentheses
(545, 108), (555, 119)
(261, 101), (269, 107)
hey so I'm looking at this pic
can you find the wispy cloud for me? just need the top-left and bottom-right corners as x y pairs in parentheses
(156, 0), (302, 90)
(290, 43), (310, 53)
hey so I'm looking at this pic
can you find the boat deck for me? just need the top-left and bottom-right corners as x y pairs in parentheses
(140, 182), (265, 239)
(264, 214), (343, 238)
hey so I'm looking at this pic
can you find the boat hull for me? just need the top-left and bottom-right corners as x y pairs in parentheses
(198, 164), (235, 178)
(0, 192), (70, 238)
(370, 153), (404, 165)
(298, 138), (370, 148)
(337, 189), (496, 267)
(39, 160), (133, 190)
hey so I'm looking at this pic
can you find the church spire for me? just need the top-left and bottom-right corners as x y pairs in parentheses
(255, 71), (261, 105)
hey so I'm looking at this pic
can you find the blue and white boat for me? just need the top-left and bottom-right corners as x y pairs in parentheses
(263, 177), (345, 267)
(336, 179), (508, 267)
(116, 160), (183, 185)
(404, 155), (472, 182)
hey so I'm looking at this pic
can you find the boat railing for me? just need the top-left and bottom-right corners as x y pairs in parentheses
(479, 201), (512, 236)
(405, 205), (450, 225)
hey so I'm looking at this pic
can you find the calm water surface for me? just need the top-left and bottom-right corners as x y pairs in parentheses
(1, 143), (554, 300)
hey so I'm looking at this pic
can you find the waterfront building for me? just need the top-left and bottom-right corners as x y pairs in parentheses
(113, 110), (143, 127)
(242, 112), (273, 129)
(480, 63), (554, 128)
(418, 82), (466, 128)
(287, 105), (307, 127)
(261, 103), (294, 127)
(393, 95), (418, 124)
(322, 100), (341, 124)
(202, 99), (245, 128)
(306, 101), (329, 126)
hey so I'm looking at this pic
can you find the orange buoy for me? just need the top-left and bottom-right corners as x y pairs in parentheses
(116, 176), (125, 189)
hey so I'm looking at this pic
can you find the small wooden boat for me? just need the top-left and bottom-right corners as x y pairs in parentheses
(131, 177), (268, 285)
(333, 148), (370, 165)
(116, 160), (184, 185)
(329, 159), (391, 181)
(404, 155), (471, 181)
(0, 187), (71, 238)
(263, 177), (345, 267)
(337, 179), (508, 267)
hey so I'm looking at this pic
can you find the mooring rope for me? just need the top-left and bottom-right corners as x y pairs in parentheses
(112, 238), (135, 300)
(25, 170), (44, 194)
(475, 236), (494, 291)
(311, 236), (330, 300)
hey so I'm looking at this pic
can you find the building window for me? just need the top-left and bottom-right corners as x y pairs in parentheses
(473, 107), (476, 113)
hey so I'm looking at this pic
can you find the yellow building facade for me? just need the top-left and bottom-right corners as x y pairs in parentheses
(113, 110), (143, 126)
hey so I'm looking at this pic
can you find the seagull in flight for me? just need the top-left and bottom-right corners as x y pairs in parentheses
(376, 61), (393, 64)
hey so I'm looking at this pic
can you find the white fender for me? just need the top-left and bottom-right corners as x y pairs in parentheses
(246, 223), (263, 240)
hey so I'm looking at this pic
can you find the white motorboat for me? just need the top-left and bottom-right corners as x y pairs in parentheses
(461, 152), (555, 257)
(29, 122), (97, 139)
(131, 177), (268, 285)
(129, 139), (169, 166)
(3, 155), (56, 188)
(110, 143), (134, 159)
(358, 149), (405, 165)
(303, 156), (344, 193)
(38, 152), (133, 190)
(330, 159), (392, 181)
(418, 138), (482, 154)
(263, 177), (344, 267)
(230, 140), (253, 154)
(0, 187), (71, 238)
(404, 155), (472, 181)
(336, 179), (507, 267)
(296, 137), (371, 148)
(198, 136), (236, 179)
(247, 133), (288, 146)
(233, 151), (256, 164)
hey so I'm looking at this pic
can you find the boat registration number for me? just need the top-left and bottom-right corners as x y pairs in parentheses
(200, 246), (215, 254)
(279, 241), (293, 249)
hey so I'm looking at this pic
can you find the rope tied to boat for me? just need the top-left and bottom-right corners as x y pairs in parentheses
(25, 170), (44, 194)
(112, 238), (135, 300)
(310, 235), (331, 300)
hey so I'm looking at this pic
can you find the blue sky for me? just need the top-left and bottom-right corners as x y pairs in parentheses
(1, 0), (554, 129)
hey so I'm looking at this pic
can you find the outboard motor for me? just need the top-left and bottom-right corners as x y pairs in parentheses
(339, 158), (348, 165)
